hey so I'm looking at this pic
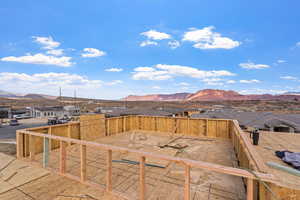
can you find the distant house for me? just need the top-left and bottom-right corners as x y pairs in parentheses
(31, 106), (65, 118)
(0, 106), (12, 119)
(95, 106), (126, 114)
(64, 105), (80, 116)
(191, 111), (300, 133)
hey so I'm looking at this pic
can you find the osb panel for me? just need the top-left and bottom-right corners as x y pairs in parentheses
(189, 119), (206, 137)
(51, 125), (69, 149)
(80, 114), (105, 141)
(178, 118), (188, 135)
(207, 120), (217, 138)
(217, 120), (229, 139)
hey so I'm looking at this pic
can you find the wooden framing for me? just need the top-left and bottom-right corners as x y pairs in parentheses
(17, 129), (277, 200)
(18, 115), (297, 200)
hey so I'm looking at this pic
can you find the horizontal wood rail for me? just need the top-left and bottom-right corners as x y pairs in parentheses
(17, 129), (278, 200)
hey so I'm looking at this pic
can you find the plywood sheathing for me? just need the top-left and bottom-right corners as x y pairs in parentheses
(0, 153), (125, 200)
(254, 131), (300, 192)
(25, 131), (246, 200)
(0, 153), (50, 194)
(80, 114), (106, 141)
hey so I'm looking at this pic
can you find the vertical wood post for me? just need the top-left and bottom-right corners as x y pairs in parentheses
(43, 137), (49, 168)
(16, 131), (24, 158)
(60, 140), (67, 174)
(106, 149), (112, 192)
(184, 164), (191, 200)
(48, 127), (52, 151)
(107, 119), (110, 136)
(116, 118), (119, 134)
(140, 156), (146, 200)
(29, 135), (35, 161)
(247, 178), (254, 200)
(123, 117), (126, 132)
(67, 123), (71, 145)
(187, 118), (190, 135)
(206, 119), (209, 136)
(80, 144), (86, 182)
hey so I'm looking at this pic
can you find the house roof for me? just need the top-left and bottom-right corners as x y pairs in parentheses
(35, 106), (64, 112)
(191, 111), (300, 132)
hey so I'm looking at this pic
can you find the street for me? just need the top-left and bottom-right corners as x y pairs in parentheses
(0, 118), (47, 140)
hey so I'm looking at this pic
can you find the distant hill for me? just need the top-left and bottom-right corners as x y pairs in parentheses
(123, 93), (191, 101)
(123, 89), (300, 101)
(0, 90), (57, 100)
(0, 90), (17, 98)
(284, 92), (300, 96)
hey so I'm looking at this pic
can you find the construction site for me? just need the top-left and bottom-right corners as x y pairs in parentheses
(1, 114), (300, 200)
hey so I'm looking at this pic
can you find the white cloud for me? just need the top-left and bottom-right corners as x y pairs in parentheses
(280, 76), (298, 80)
(296, 42), (300, 46)
(46, 49), (64, 56)
(140, 40), (158, 47)
(33, 36), (60, 49)
(134, 67), (156, 72)
(168, 40), (180, 49)
(132, 64), (235, 81)
(105, 80), (123, 86)
(105, 68), (123, 72)
(239, 61), (270, 69)
(202, 78), (224, 86)
(239, 89), (287, 95)
(277, 60), (286, 63)
(81, 48), (106, 57)
(239, 79), (261, 84)
(177, 82), (190, 86)
(182, 26), (240, 49)
(227, 80), (236, 84)
(1, 53), (73, 67)
(0, 72), (102, 95)
(152, 86), (161, 89)
(141, 30), (171, 40)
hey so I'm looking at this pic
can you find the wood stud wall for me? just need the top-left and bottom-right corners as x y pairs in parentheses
(17, 115), (300, 200)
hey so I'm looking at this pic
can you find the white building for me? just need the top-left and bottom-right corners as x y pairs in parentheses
(31, 107), (66, 118)
(31, 106), (80, 118)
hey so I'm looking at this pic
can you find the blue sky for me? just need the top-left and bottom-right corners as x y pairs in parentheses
(0, 0), (300, 99)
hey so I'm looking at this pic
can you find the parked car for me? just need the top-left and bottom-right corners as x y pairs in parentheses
(48, 117), (58, 125)
(9, 119), (19, 126)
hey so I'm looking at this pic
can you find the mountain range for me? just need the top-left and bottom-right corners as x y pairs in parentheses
(123, 89), (300, 101)
(1, 89), (300, 101)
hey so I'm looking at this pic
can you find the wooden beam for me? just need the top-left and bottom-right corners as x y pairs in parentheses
(80, 144), (86, 182)
(16, 131), (24, 158)
(140, 156), (146, 200)
(247, 178), (254, 200)
(43, 137), (49, 168)
(29, 135), (35, 161)
(106, 149), (112, 192)
(60, 140), (67, 174)
(232, 120), (268, 172)
(184, 164), (191, 200)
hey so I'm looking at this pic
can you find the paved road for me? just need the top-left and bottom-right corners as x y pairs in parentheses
(0, 119), (47, 140)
